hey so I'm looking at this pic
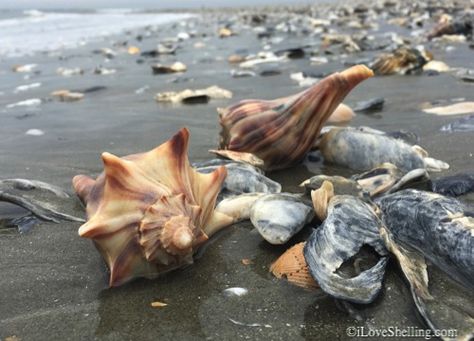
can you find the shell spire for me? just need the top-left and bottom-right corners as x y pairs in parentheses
(217, 65), (373, 170)
(73, 128), (230, 287)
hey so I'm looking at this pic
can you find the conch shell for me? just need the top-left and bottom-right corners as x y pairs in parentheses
(73, 128), (237, 287)
(216, 65), (373, 170)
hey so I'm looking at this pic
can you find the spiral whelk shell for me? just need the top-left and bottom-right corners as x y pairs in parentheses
(73, 128), (236, 287)
(216, 65), (374, 170)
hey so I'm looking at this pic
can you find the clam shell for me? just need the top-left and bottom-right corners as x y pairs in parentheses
(270, 242), (319, 290)
(217, 65), (373, 170)
(72, 128), (235, 287)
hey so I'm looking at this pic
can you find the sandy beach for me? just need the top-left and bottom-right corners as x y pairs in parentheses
(0, 1), (473, 340)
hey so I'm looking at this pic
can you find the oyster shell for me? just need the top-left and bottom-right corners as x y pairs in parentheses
(195, 161), (281, 200)
(376, 189), (474, 291)
(317, 127), (449, 172)
(72, 128), (247, 287)
(216, 65), (374, 170)
(304, 193), (388, 304)
(431, 173), (474, 197)
(378, 191), (474, 339)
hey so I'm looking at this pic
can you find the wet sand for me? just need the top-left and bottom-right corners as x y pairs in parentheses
(1, 3), (473, 340)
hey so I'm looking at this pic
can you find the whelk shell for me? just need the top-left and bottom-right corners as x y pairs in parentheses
(216, 65), (374, 170)
(73, 128), (239, 287)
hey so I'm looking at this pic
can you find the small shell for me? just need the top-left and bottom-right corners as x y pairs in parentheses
(73, 128), (235, 287)
(216, 65), (373, 170)
(250, 193), (313, 245)
(370, 47), (432, 75)
(270, 242), (319, 290)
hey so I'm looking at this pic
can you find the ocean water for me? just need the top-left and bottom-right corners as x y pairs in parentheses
(0, 9), (192, 58)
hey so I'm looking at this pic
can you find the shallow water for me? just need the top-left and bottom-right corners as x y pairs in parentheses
(0, 9), (192, 58)
(0, 8), (473, 341)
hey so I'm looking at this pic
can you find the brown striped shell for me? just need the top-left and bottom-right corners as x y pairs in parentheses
(216, 65), (373, 170)
(270, 242), (319, 290)
(72, 128), (234, 287)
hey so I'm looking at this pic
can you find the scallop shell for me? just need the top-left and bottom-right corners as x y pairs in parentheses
(216, 65), (374, 170)
(72, 128), (235, 287)
(270, 242), (319, 290)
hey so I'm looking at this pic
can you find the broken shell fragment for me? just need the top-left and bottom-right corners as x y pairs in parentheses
(218, 27), (235, 38)
(423, 102), (474, 116)
(152, 62), (187, 74)
(51, 90), (84, 102)
(12, 64), (37, 73)
(353, 97), (384, 113)
(127, 46), (140, 55)
(228, 54), (246, 64)
(270, 242), (319, 290)
(72, 128), (242, 287)
(155, 86), (232, 104)
(56, 67), (84, 76)
(422, 60), (450, 73)
(370, 47), (432, 75)
(216, 65), (374, 170)
(440, 115), (474, 133)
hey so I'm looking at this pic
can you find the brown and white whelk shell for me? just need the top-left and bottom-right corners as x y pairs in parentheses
(215, 65), (374, 170)
(73, 128), (242, 287)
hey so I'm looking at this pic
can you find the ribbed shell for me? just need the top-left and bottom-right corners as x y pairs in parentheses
(72, 128), (227, 287)
(218, 65), (373, 170)
(270, 242), (319, 290)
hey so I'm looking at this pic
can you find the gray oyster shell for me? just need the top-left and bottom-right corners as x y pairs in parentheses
(318, 127), (447, 172)
(304, 195), (388, 304)
(376, 189), (474, 290)
(196, 160), (281, 198)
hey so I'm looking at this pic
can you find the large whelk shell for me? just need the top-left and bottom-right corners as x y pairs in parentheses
(216, 65), (373, 170)
(72, 128), (236, 287)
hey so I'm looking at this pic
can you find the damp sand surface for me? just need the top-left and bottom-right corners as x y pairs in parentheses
(0, 6), (473, 341)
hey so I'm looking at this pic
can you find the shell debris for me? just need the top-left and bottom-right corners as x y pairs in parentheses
(151, 301), (168, 308)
